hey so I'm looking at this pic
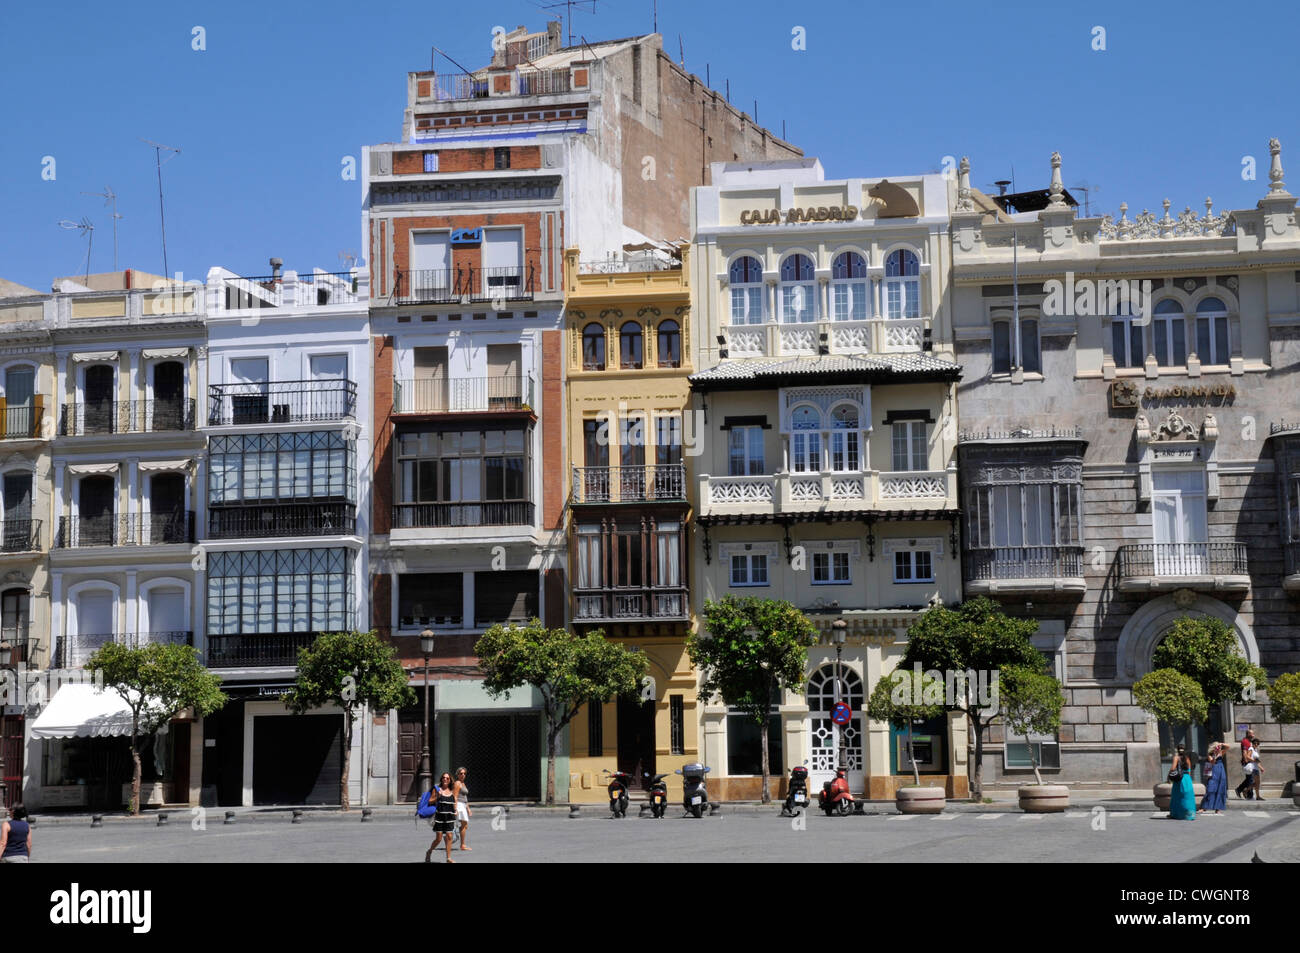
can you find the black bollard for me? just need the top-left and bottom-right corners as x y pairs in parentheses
(568, 804), (580, 818)
(224, 811), (236, 825)
(91, 814), (103, 828)
(361, 808), (373, 822)
(157, 812), (169, 826)
(291, 809), (304, 824)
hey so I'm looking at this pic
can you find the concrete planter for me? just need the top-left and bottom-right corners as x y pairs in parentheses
(1152, 781), (1206, 811)
(895, 786), (946, 814)
(1017, 784), (1070, 813)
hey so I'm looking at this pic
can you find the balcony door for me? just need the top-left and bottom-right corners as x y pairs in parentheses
(151, 361), (185, 431)
(1152, 470), (1208, 575)
(83, 364), (115, 434)
(5, 365), (35, 438)
(1, 589), (29, 652)
(3, 471), (32, 551)
(78, 475), (115, 545)
(583, 418), (609, 501)
(482, 228), (523, 298)
(149, 472), (185, 544)
(412, 347), (448, 413)
(72, 589), (114, 666)
(146, 586), (187, 643)
(229, 358), (269, 424)
(619, 416), (646, 500)
(410, 231), (451, 297)
(309, 354), (349, 420)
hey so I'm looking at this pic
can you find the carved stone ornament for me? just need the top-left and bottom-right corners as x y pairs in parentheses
(1111, 379), (1140, 408)
(1172, 588), (1197, 609)
(1154, 412), (1193, 441)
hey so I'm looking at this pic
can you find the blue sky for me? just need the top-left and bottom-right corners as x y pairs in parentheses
(2, 0), (1297, 290)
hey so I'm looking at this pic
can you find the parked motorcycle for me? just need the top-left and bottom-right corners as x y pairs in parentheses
(783, 762), (810, 816)
(818, 765), (855, 816)
(675, 762), (711, 818)
(646, 772), (669, 818)
(604, 769), (633, 818)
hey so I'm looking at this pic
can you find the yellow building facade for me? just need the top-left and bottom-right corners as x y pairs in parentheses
(561, 248), (700, 804)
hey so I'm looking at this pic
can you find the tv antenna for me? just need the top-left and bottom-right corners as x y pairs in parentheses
(338, 249), (359, 271)
(539, 0), (598, 47)
(81, 186), (122, 272)
(1071, 181), (1100, 217)
(140, 139), (181, 278)
(57, 217), (95, 282)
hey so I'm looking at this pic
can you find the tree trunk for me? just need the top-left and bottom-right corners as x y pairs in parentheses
(130, 712), (141, 816)
(545, 727), (558, 806)
(759, 715), (771, 804)
(340, 708), (353, 812)
(1028, 731), (1043, 786)
(908, 722), (920, 786)
(971, 714), (985, 800)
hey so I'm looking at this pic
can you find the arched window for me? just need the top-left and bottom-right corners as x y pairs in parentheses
(790, 405), (822, 473)
(830, 404), (861, 472)
(619, 322), (643, 369)
(1152, 299), (1186, 367)
(1111, 306), (1144, 369)
(582, 323), (606, 370)
(831, 251), (868, 321)
(779, 254), (816, 323)
(1195, 297), (1229, 365)
(884, 249), (920, 319)
(729, 256), (764, 325)
(3, 364), (36, 439)
(1, 468), (33, 551)
(657, 319), (681, 368)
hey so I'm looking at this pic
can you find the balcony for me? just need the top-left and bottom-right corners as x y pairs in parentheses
(393, 375), (532, 415)
(392, 265), (535, 306)
(218, 270), (363, 310)
(1116, 542), (1250, 593)
(391, 501), (534, 529)
(0, 519), (41, 553)
(573, 587), (689, 623)
(57, 630), (193, 669)
(963, 546), (1087, 595)
(207, 503), (357, 540)
(698, 469), (955, 519)
(0, 622), (34, 667)
(54, 513), (196, 548)
(723, 318), (929, 358)
(0, 400), (44, 439)
(204, 632), (318, 668)
(572, 464), (686, 504)
(422, 67), (572, 103)
(59, 399), (196, 435)
(207, 380), (356, 426)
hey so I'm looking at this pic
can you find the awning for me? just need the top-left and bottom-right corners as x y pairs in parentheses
(30, 684), (137, 739)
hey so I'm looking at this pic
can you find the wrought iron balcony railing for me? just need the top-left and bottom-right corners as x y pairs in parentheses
(60, 399), (196, 435)
(207, 503), (357, 539)
(1117, 542), (1248, 579)
(207, 380), (356, 426)
(57, 630), (193, 668)
(390, 501), (534, 529)
(393, 375), (532, 414)
(0, 519), (41, 553)
(573, 587), (689, 622)
(964, 545), (1084, 581)
(0, 622), (33, 666)
(571, 464), (686, 503)
(204, 632), (319, 668)
(392, 265), (535, 305)
(54, 513), (196, 548)
(0, 400), (43, 439)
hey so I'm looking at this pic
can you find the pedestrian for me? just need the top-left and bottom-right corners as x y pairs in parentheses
(453, 766), (472, 851)
(1201, 743), (1227, 815)
(1167, 744), (1196, 821)
(0, 804), (32, 863)
(1234, 730), (1255, 799)
(424, 773), (457, 864)
(1248, 737), (1265, 800)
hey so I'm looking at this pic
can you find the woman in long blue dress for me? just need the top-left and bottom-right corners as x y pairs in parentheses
(1168, 744), (1197, 820)
(1201, 743), (1228, 814)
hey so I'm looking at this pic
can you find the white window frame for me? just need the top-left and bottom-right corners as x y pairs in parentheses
(1110, 309), (1145, 369)
(1152, 301), (1187, 367)
(1194, 298), (1230, 365)
(809, 540), (858, 586)
(728, 426), (765, 476)
(830, 251), (869, 321)
(893, 549), (934, 583)
(891, 420), (929, 472)
(779, 254), (817, 324)
(728, 256), (765, 326)
(729, 552), (770, 587)
(884, 249), (921, 320)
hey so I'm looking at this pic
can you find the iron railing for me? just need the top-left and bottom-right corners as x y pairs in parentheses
(207, 503), (357, 539)
(394, 375), (532, 414)
(571, 464), (687, 503)
(60, 399), (195, 435)
(0, 519), (41, 553)
(390, 501), (534, 529)
(573, 587), (689, 622)
(1117, 542), (1248, 578)
(429, 68), (570, 101)
(392, 265), (535, 305)
(205, 632), (319, 668)
(57, 631), (193, 668)
(54, 513), (196, 548)
(207, 380), (356, 425)
(221, 270), (361, 310)
(0, 623), (33, 666)
(964, 545), (1084, 581)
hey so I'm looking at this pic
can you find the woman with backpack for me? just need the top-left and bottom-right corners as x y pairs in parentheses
(424, 773), (457, 863)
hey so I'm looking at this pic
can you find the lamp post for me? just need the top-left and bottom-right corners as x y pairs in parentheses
(831, 618), (848, 771)
(419, 629), (435, 798)
(0, 639), (12, 810)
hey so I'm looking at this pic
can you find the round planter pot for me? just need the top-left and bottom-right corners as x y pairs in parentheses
(1018, 784), (1070, 813)
(895, 786), (946, 814)
(1152, 781), (1207, 811)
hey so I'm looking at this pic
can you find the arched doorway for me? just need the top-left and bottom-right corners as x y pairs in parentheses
(807, 663), (864, 792)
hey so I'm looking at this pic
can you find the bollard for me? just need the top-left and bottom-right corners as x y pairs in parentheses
(708, 802), (722, 816)
(91, 814), (103, 828)
(361, 808), (373, 822)
(157, 812), (169, 826)
(638, 804), (650, 817)
(224, 811), (236, 825)
(853, 801), (866, 815)
(568, 804), (580, 818)
(291, 809), (304, 824)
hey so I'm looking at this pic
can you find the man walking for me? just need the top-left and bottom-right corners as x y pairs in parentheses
(1234, 729), (1258, 799)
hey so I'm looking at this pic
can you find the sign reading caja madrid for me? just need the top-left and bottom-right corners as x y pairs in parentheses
(741, 205), (859, 225)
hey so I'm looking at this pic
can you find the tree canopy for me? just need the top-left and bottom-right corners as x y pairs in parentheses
(1152, 615), (1268, 705)
(999, 664), (1065, 786)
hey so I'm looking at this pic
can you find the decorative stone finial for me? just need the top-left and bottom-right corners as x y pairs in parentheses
(1118, 201), (1128, 222)
(956, 156), (973, 211)
(1048, 151), (1065, 207)
(1161, 198), (1172, 223)
(1269, 137), (1286, 193)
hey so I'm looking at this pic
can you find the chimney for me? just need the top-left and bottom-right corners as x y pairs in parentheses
(270, 257), (283, 280)
(547, 19), (562, 52)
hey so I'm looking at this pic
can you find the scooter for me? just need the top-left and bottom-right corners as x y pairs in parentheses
(783, 762), (810, 816)
(818, 765), (855, 816)
(646, 772), (669, 818)
(604, 769), (633, 818)
(675, 762), (711, 818)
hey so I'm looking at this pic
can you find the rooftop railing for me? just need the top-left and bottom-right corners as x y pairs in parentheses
(207, 380), (356, 426)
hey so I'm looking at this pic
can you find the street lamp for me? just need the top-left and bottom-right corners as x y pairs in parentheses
(831, 618), (848, 771)
(0, 640), (12, 810)
(419, 628), (435, 798)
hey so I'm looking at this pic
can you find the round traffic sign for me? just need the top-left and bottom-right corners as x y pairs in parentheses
(831, 701), (852, 725)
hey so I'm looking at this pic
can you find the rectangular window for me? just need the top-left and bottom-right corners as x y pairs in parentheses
(993, 322), (1012, 374)
(730, 553), (769, 587)
(472, 569), (538, 626)
(588, 702), (603, 757)
(656, 416), (683, 467)
(669, 695), (685, 756)
(726, 709), (782, 776)
(812, 550), (850, 585)
(206, 548), (354, 636)
(423, 152), (439, 173)
(395, 426), (531, 505)
(1005, 739), (1061, 769)
(1020, 319), (1041, 374)
(730, 286), (764, 325)
(1154, 315), (1187, 367)
(398, 573), (464, 627)
(1197, 315), (1230, 365)
(493, 147), (511, 170)
(208, 432), (355, 505)
(894, 550), (934, 582)
(891, 421), (928, 471)
(1111, 314), (1144, 368)
(728, 426), (765, 476)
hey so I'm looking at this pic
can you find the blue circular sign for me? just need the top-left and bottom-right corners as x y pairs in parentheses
(831, 702), (852, 725)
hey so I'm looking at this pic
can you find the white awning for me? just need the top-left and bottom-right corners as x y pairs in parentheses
(30, 683), (136, 739)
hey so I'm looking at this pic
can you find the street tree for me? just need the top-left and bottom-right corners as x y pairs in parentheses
(900, 596), (1046, 799)
(689, 596), (817, 804)
(87, 641), (227, 815)
(999, 665), (1065, 786)
(1152, 615), (1268, 709)
(1132, 668), (1209, 751)
(865, 666), (945, 786)
(281, 630), (416, 811)
(1268, 671), (1300, 725)
(476, 620), (647, 806)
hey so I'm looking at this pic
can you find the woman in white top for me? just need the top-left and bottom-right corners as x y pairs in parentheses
(453, 766), (472, 851)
